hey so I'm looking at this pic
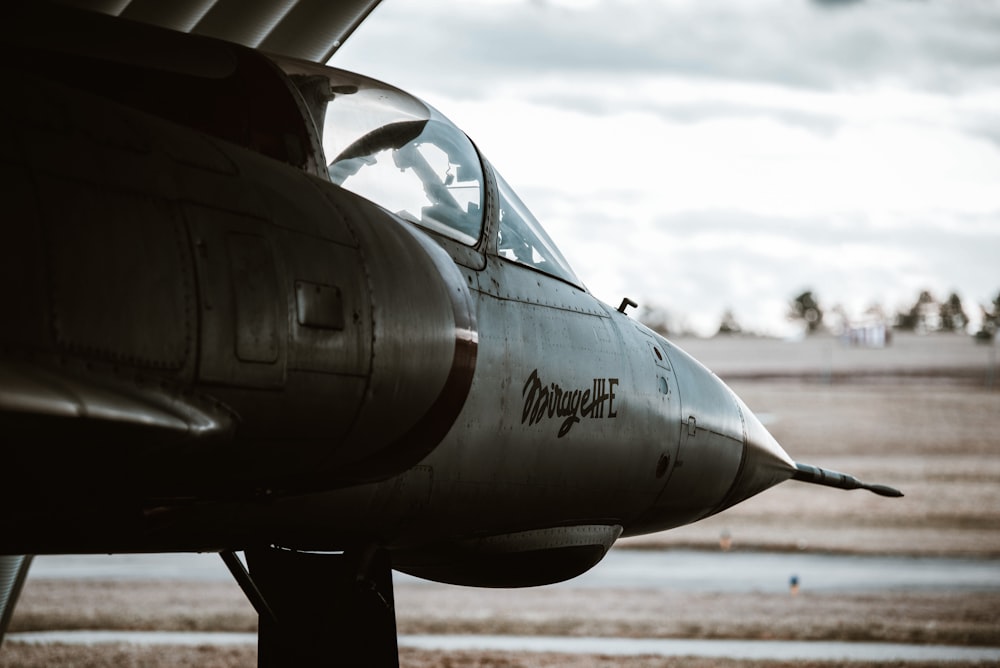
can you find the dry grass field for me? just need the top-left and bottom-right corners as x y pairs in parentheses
(10, 579), (999, 646)
(619, 333), (1000, 557)
(622, 380), (1000, 557)
(3, 644), (982, 668)
(0, 644), (986, 668)
(3, 334), (998, 667)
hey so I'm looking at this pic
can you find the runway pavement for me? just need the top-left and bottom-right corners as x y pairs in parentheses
(27, 548), (1000, 594)
(6, 629), (1000, 663)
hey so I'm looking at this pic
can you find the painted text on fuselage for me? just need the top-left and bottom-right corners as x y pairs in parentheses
(521, 369), (618, 438)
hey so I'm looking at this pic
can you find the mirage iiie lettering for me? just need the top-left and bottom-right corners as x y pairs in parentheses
(521, 369), (618, 438)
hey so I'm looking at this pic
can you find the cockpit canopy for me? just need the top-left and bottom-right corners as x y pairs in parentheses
(329, 118), (483, 246)
(277, 59), (581, 288)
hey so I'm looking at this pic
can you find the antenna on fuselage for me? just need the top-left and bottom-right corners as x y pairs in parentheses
(618, 297), (638, 315)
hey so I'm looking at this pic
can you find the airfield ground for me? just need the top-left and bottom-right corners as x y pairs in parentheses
(3, 333), (998, 666)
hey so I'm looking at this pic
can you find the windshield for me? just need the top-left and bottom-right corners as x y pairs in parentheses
(495, 172), (580, 286)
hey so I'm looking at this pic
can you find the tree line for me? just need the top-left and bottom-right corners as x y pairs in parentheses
(786, 289), (999, 340)
(637, 289), (1000, 339)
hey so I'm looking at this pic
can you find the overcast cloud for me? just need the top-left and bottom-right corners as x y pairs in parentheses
(334, 0), (1000, 336)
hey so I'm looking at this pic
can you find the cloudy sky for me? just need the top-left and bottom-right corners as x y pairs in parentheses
(333, 0), (1000, 337)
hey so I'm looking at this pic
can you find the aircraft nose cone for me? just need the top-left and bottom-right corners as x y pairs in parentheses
(631, 343), (799, 534)
(716, 394), (797, 513)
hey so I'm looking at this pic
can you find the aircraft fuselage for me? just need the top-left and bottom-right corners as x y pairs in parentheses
(1, 6), (856, 590)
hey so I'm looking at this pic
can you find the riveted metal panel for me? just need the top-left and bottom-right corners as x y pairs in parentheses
(641, 342), (746, 527)
(0, 161), (49, 350)
(228, 232), (281, 363)
(279, 228), (371, 376)
(476, 256), (606, 316)
(42, 177), (195, 371)
(187, 204), (287, 388)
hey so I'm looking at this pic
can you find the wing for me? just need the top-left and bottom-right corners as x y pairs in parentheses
(0, 359), (236, 444)
(51, 0), (384, 62)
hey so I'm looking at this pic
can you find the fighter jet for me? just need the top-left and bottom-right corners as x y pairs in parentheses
(0, 2), (901, 665)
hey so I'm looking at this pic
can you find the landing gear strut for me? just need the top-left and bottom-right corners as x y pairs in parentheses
(223, 546), (398, 667)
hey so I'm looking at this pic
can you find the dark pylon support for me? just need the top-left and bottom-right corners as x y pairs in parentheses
(220, 551), (278, 628)
(240, 545), (399, 667)
(0, 555), (33, 648)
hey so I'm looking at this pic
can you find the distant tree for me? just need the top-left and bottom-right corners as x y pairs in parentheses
(895, 290), (937, 332)
(788, 290), (824, 334)
(938, 292), (969, 333)
(976, 291), (1000, 341)
(863, 303), (888, 322)
(637, 302), (671, 337)
(716, 309), (742, 336)
(830, 303), (850, 334)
